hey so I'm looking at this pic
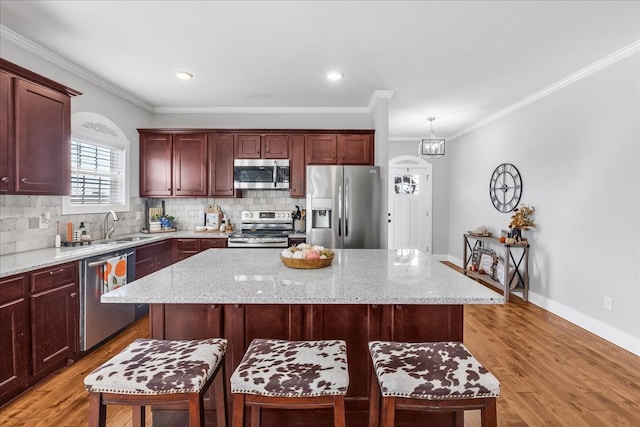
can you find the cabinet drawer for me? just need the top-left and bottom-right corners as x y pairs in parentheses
(176, 239), (199, 251)
(31, 262), (76, 293)
(0, 275), (28, 304)
(200, 238), (227, 250)
(137, 240), (172, 259)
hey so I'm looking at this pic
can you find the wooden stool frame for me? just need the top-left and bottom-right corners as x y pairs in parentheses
(232, 393), (346, 427)
(369, 370), (497, 427)
(88, 361), (227, 427)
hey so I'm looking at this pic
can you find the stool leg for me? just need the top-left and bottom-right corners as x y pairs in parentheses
(88, 392), (106, 427)
(454, 410), (464, 427)
(481, 397), (498, 427)
(132, 406), (146, 427)
(187, 393), (204, 427)
(250, 404), (261, 427)
(334, 395), (346, 427)
(213, 366), (228, 427)
(381, 397), (396, 427)
(368, 370), (380, 427)
(232, 394), (245, 427)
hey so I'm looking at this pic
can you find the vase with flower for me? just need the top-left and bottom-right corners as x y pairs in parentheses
(508, 205), (536, 242)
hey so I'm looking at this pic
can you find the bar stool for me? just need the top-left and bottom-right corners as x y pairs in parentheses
(368, 341), (500, 427)
(230, 338), (349, 427)
(84, 337), (228, 427)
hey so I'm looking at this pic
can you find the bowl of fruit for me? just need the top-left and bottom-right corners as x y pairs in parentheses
(280, 243), (334, 269)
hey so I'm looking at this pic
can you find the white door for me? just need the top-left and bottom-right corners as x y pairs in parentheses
(388, 156), (432, 253)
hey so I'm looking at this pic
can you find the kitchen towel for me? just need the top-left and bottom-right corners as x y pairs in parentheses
(103, 255), (127, 294)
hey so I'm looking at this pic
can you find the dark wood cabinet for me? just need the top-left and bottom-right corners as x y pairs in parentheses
(288, 237), (306, 247)
(200, 238), (228, 250)
(174, 239), (200, 261)
(235, 134), (289, 159)
(289, 134), (305, 198)
(0, 275), (29, 403)
(173, 134), (208, 197)
(0, 70), (10, 194)
(0, 60), (80, 195)
(135, 240), (173, 279)
(139, 132), (207, 197)
(139, 133), (173, 197)
(305, 132), (374, 165)
(208, 133), (238, 197)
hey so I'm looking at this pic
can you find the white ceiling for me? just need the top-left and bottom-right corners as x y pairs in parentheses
(1, 1), (638, 140)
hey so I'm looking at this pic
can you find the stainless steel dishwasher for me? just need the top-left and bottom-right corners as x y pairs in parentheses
(79, 248), (136, 351)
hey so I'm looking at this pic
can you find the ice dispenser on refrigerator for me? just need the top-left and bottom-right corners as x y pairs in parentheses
(311, 198), (332, 229)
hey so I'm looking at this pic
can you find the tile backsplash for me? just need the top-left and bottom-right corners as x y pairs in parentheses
(0, 191), (305, 255)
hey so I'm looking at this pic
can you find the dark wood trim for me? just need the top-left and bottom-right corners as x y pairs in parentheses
(0, 58), (82, 97)
(138, 128), (375, 135)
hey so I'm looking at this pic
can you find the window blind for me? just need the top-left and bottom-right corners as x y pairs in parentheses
(70, 139), (124, 205)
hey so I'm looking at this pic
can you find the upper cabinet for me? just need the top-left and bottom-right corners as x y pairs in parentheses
(235, 134), (289, 159)
(0, 59), (81, 195)
(209, 133), (239, 197)
(139, 132), (208, 197)
(289, 134), (305, 198)
(305, 132), (373, 165)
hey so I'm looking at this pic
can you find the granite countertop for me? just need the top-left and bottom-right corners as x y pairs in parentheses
(101, 248), (504, 305)
(0, 231), (231, 278)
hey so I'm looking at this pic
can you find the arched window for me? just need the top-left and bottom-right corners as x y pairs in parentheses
(62, 112), (130, 214)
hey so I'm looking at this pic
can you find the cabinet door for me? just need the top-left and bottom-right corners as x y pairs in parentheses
(338, 134), (373, 165)
(173, 134), (207, 196)
(305, 134), (337, 164)
(0, 275), (29, 403)
(289, 134), (305, 197)
(0, 71), (11, 193)
(234, 134), (261, 159)
(14, 78), (71, 195)
(209, 133), (237, 197)
(30, 282), (77, 376)
(175, 238), (199, 261)
(140, 133), (173, 197)
(263, 134), (289, 159)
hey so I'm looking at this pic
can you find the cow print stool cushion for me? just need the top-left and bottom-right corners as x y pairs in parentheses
(84, 338), (227, 395)
(369, 341), (499, 400)
(230, 338), (349, 398)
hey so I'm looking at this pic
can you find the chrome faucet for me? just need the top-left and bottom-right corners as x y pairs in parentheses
(104, 210), (119, 239)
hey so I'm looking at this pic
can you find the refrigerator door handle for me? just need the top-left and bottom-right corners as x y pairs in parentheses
(338, 182), (343, 237)
(344, 177), (349, 237)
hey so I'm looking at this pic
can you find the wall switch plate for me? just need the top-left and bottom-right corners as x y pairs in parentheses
(603, 296), (613, 311)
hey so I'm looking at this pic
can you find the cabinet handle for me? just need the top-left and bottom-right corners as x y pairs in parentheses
(49, 268), (65, 275)
(395, 304), (403, 310)
(20, 178), (28, 183)
(1, 177), (8, 182)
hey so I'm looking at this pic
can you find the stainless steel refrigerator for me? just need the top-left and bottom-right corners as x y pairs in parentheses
(306, 165), (381, 248)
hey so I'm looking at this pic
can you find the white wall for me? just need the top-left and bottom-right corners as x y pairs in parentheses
(447, 54), (640, 354)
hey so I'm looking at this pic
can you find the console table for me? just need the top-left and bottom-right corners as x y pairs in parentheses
(463, 233), (530, 301)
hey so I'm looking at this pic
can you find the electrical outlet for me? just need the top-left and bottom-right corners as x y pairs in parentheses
(38, 214), (50, 229)
(603, 296), (613, 311)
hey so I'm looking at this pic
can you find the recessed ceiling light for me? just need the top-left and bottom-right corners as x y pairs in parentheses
(326, 71), (343, 81)
(176, 71), (193, 80)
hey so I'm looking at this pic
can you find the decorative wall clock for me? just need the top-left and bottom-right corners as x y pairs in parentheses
(489, 163), (522, 213)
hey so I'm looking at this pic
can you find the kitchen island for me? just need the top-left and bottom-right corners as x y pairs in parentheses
(103, 248), (502, 426)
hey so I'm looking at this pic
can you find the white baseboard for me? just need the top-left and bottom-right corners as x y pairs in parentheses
(444, 256), (640, 356)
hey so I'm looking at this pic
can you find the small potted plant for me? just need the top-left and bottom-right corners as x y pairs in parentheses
(508, 205), (536, 242)
(153, 214), (175, 229)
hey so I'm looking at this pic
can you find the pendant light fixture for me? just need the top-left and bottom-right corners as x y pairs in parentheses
(418, 117), (445, 158)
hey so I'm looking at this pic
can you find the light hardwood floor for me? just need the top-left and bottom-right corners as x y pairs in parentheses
(1, 263), (639, 426)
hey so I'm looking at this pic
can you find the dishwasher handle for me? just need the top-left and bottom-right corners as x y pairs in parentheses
(87, 251), (135, 268)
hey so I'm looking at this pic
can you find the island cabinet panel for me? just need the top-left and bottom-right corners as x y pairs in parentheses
(391, 304), (463, 343)
(0, 275), (29, 404)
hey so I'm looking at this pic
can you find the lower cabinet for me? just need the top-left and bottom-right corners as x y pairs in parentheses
(135, 240), (173, 279)
(0, 262), (78, 406)
(174, 238), (227, 262)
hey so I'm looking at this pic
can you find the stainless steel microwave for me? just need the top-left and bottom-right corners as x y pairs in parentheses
(233, 159), (290, 190)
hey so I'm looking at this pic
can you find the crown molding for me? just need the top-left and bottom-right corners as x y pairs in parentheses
(450, 40), (640, 141)
(0, 25), (154, 112)
(153, 106), (370, 114)
(368, 90), (395, 111)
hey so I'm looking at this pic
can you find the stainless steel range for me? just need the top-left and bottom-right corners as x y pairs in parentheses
(227, 210), (293, 248)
